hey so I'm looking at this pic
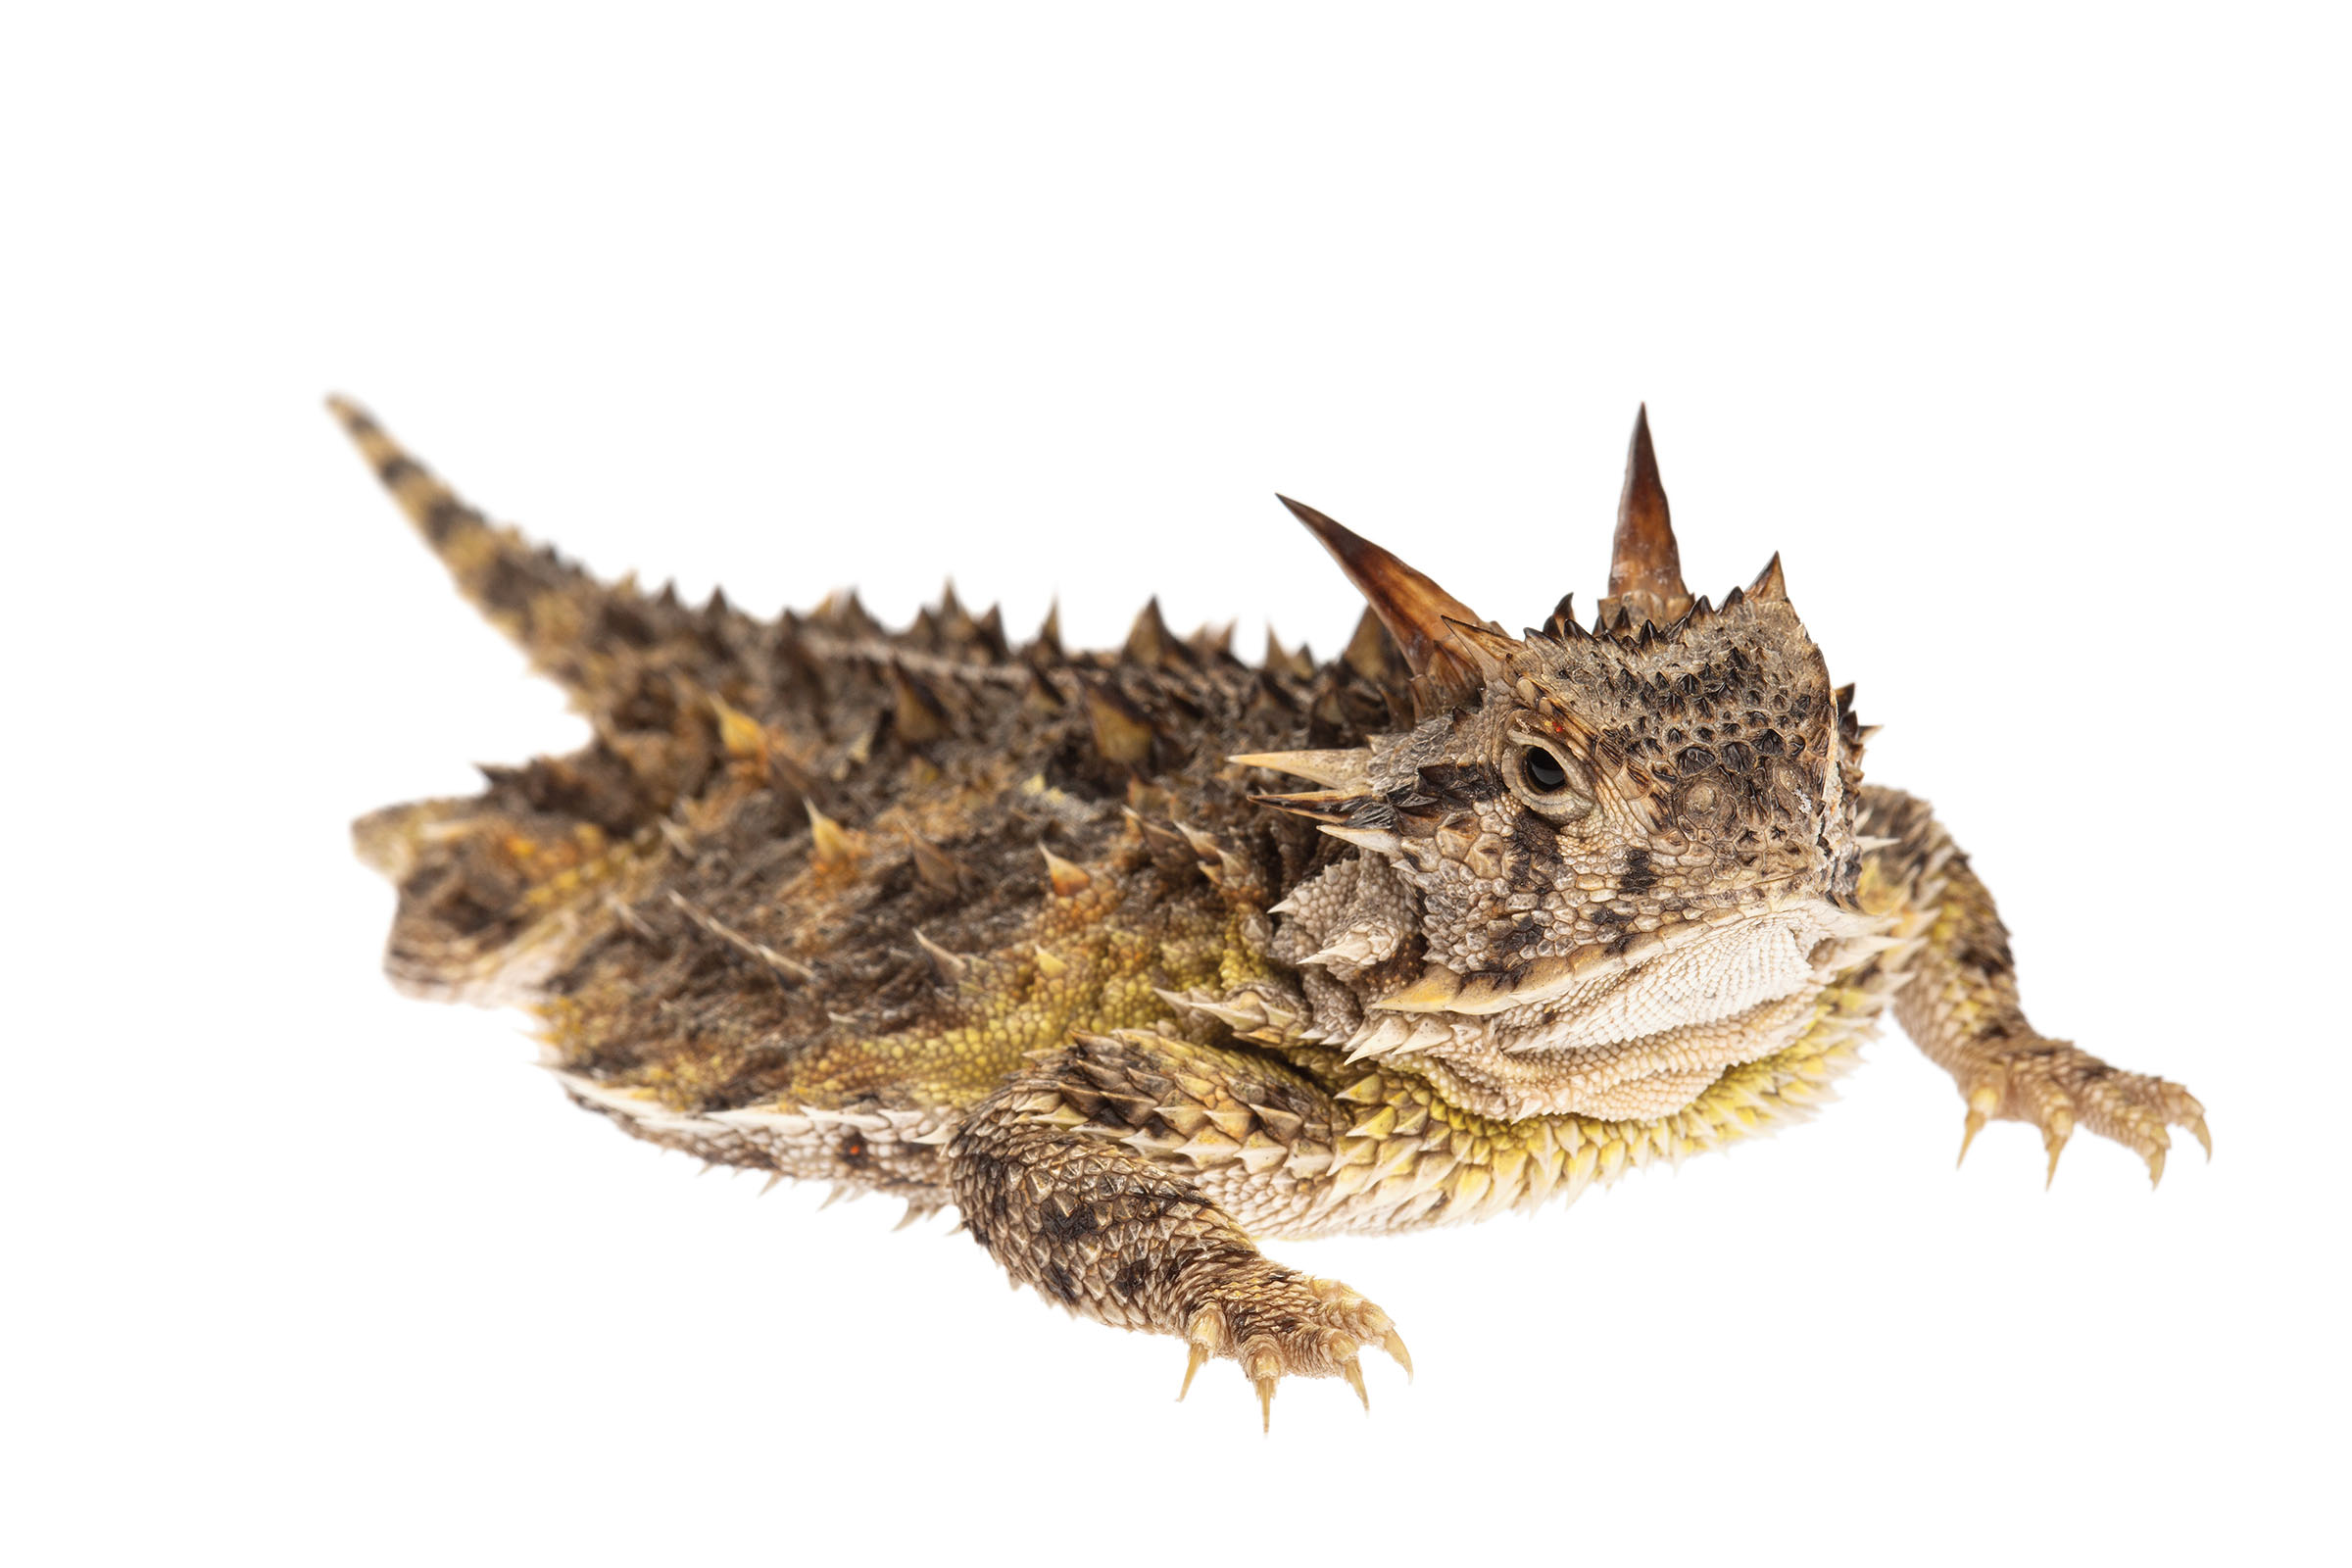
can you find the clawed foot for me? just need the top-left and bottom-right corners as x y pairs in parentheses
(1176, 1270), (1410, 1431)
(1952, 1035), (2209, 1188)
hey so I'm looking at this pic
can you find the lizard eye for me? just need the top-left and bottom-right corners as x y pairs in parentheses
(1503, 733), (1593, 819)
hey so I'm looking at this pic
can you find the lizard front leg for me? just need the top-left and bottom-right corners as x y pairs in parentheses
(945, 1031), (1409, 1427)
(1858, 785), (2209, 1185)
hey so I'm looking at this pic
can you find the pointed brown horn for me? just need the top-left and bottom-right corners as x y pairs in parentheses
(1601, 405), (1692, 629)
(1278, 495), (1501, 694)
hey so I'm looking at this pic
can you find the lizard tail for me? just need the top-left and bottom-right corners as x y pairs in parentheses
(332, 396), (763, 1004)
(327, 395), (639, 703)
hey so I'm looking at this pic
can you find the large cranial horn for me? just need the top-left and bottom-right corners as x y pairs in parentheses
(1278, 495), (1508, 694)
(1599, 405), (1693, 630)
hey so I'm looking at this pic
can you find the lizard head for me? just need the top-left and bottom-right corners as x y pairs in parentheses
(1245, 409), (1884, 1121)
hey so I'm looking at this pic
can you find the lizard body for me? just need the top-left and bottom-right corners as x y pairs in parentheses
(335, 399), (2205, 1424)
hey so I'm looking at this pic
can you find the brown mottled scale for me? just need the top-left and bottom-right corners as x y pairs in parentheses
(336, 400), (1390, 1167)
(336, 398), (2206, 1425)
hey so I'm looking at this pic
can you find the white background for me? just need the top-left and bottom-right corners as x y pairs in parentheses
(4, 6), (2345, 1565)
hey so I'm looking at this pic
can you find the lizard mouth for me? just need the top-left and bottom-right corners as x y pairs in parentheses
(1354, 897), (1885, 1045)
(1335, 898), (1893, 1119)
(1372, 890), (1879, 1019)
(1426, 987), (1832, 1121)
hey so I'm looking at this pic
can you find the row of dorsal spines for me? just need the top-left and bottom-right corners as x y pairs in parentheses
(1526, 551), (1791, 651)
(795, 403), (1793, 692)
(798, 579), (1333, 683)
(751, 608), (1379, 783)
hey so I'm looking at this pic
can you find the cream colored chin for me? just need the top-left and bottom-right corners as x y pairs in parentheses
(1373, 897), (1886, 1023)
(1354, 906), (1899, 1122)
(1484, 911), (1890, 1118)
(1408, 986), (1826, 1121)
(1492, 904), (1865, 1052)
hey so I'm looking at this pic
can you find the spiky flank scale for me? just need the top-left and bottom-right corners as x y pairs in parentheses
(336, 398), (2206, 1425)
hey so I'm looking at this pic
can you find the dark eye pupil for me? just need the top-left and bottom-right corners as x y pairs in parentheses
(1522, 747), (1568, 792)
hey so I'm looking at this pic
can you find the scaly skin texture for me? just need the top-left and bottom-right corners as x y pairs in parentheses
(335, 398), (2207, 1427)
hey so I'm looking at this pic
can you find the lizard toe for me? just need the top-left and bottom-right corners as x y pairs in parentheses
(1175, 1271), (1406, 1426)
(1952, 1037), (2209, 1186)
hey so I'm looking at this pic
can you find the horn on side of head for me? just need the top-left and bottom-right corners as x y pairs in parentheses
(1278, 495), (1509, 697)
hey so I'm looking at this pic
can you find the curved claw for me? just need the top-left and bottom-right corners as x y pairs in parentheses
(2146, 1145), (2167, 1190)
(2041, 1110), (2074, 1190)
(1178, 1341), (1209, 1401)
(1956, 1084), (1998, 1169)
(1956, 1106), (1987, 1169)
(1249, 1351), (1280, 1433)
(1381, 1328), (1414, 1381)
(2187, 1115), (2213, 1159)
(1341, 1358), (1370, 1412)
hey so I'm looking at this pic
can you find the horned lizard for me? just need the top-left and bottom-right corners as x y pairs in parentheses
(335, 398), (2207, 1427)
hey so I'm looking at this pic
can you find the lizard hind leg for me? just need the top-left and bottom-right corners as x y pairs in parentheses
(352, 733), (687, 1006)
(355, 793), (639, 1005)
